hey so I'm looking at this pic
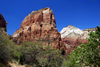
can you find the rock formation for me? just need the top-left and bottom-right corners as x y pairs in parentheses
(0, 14), (7, 31)
(84, 28), (96, 32)
(60, 25), (89, 53)
(60, 25), (89, 39)
(13, 7), (66, 52)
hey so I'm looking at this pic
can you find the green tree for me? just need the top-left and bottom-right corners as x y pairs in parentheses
(15, 40), (64, 67)
(63, 26), (100, 67)
(37, 46), (63, 67)
(0, 28), (15, 66)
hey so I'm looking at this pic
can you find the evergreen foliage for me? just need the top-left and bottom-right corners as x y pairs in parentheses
(63, 26), (100, 67)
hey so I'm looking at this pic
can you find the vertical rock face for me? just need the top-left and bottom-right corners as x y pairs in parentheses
(13, 7), (66, 51)
(0, 14), (7, 31)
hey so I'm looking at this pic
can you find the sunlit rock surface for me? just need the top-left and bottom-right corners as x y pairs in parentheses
(13, 7), (66, 52)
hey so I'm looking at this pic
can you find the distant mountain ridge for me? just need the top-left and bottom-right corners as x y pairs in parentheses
(60, 25), (89, 39)
(84, 28), (96, 32)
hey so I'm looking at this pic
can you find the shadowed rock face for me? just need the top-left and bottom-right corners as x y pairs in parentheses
(13, 7), (66, 52)
(0, 14), (7, 31)
(62, 38), (88, 54)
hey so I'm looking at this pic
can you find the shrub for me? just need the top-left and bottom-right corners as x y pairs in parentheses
(37, 46), (63, 67)
(0, 28), (15, 63)
(15, 41), (64, 67)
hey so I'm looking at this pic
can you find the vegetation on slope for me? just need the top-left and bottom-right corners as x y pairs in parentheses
(0, 28), (15, 67)
(0, 26), (100, 67)
(0, 28), (65, 67)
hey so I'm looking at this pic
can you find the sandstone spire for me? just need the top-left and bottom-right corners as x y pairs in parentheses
(13, 7), (66, 52)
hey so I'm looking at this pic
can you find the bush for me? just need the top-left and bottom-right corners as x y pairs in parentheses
(0, 28), (15, 64)
(15, 41), (64, 67)
(37, 46), (63, 67)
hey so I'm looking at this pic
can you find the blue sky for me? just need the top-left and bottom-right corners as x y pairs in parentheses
(0, 0), (100, 35)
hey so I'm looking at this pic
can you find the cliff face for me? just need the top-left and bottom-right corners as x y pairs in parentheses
(0, 14), (7, 31)
(13, 7), (66, 51)
(60, 25), (89, 53)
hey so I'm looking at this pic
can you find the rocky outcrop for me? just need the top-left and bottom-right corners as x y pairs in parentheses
(0, 14), (7, 31)
(84, 28), (95, 32)
(60, 25), (89, 53)
(13, 7), (66, 52)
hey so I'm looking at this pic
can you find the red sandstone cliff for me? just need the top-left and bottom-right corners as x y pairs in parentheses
(13, 7), (66, 52)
